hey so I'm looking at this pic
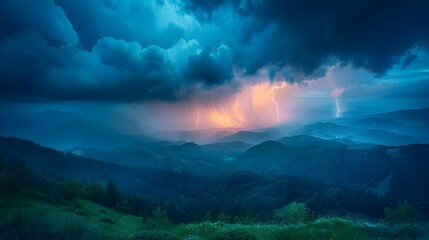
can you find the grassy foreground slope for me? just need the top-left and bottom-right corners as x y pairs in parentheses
(1, 192), (428, 240)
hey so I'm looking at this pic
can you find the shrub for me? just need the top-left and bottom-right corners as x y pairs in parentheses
(82, 181), (106, 204)
(132, 230), (180, 240)
(104, 180), (122, 208)
(384, 201), (427, 224)
(178, 222), (219, 237)
(217, 213), (232, 223)
(211, 229), (256, 240)
(204, 211), (212, 222)
(144, 206), (172, 229)
(273, 202), (314, 224)
(55, 179), (81, 201)
(234, 216), (255, 225)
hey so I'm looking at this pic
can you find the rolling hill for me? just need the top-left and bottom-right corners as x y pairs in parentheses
(236, 140), (391, 187)
(0, 135), (209, 195)
(2, 134), (429, 220)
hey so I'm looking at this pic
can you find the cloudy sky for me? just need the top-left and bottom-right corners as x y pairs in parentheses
(1, 0), (429, 131)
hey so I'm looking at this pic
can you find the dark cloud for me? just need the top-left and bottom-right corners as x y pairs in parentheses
(184, 46), (233, 86)
(0, 29), (235, 101)
(0, 0), (236, 101)
(1, 0), (429, 102)
(180, 0), (234, 20)
(55, 0), (157, 48)
(185, 0), (429, 76)
(55, 0), (186, 49)
(0, 0), (78, 45)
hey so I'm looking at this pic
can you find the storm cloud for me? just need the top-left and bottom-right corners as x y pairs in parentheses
(1, 0), (428, 101)
(187, 0), (429, 75)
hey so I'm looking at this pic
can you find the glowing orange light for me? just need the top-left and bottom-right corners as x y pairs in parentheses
(251, 83), (272, 108)
(208, 107), (233, 128)
(185, 80), (292, 130)
(232, 98), (246, 126)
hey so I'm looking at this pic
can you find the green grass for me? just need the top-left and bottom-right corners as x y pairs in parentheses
(173, 219), (429, 240)
(0, 191), (143, 239)
(1, 191), (428, 240)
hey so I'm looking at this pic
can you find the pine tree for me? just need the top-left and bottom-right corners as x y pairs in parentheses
(104, 180), (121, 208)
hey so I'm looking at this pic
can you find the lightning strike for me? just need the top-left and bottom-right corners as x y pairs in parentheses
(335, 98), (341, 118)
(195, 108), (200, 130)
(271, 81), (286, 124)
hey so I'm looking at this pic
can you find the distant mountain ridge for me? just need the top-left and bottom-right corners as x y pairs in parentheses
(217, 131), (275, 144)
(291, 122), (355, 139)
(277, 135), (347, 149)
(1, 107), (429, 149)
(369, 107), (429, 123)
(0, 110), (156, 150)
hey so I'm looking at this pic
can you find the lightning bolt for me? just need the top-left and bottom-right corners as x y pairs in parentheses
(271, 81), (286, 124)
(195, 108), (200, 130)
(335, 98), (340, 118)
